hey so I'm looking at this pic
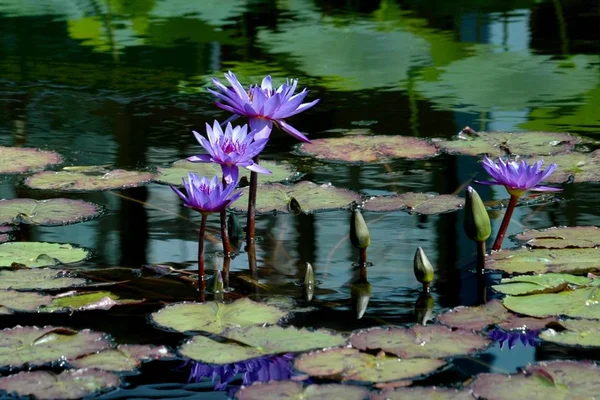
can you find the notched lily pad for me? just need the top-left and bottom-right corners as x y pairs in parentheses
(71, 345), (171, 372)
(40, 291), (143, 313)
(236, 381), (370, 400)
(24, 167), (155, 191)
(0, 242), (90, 268)
(151, 297), (287, 334)
(0, 269), (86, 290)
(371, 387), (472, 400)
(438, 131), (579, 157)
(471, 360), (600, 400)
(0, 369), (120, 400)
(436, 300), (511, 331)
(363, 193), (464, 215)
(232, 181), (361, 214)
(503, 287), (600, 319)
(540, 319), (600, 347)
(525, 150), (600, 183)
(492, 273), (591, 296)
(350, 325), (489, 359)
(0, 198), (103, 226)
(297, 135), (438, 163)
(498, 316), (557, 331)
(514, 226), (600, 249)
(486, 247), (600, 275)
(0, 146), (62, 174)
(294, 348), (445, 383)
(0, 290), (53, 314)
(155, 159), (300, 186)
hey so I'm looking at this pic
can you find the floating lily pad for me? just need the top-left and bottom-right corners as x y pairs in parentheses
(231, 181), (361, 214)
(503, 287), (600, 319)
(155, 159), (300, 185)
(498, 316), (558, 331)
(40, 291), (142, 313)
(371, 387), (472, 400)
(0, 369), (120, 400)
(71, 345), (171, 372)
(471, 361), (600, 400)
(180, 326), (346, 364)
(0, 199), (103, 226)
(514, 226), (600, 249)
(524, 150), (600, 183)
(350, 325), (489, 359)
(297, 135), (438, 163)
(0, 269), (86, 290)
(24, 168), (155, 191)
(438, 131), (579, 157)
(0, 242), (90, 268)
(486, 247), (600, 275)
(540, 319), (600, 347)
(363, 193), (464, 215)
(151, 297), (287, 334)
(492, 274), (591, 296)
(236, 381), (370, 400)
(0, 290), (53, 314)
(0, 146), (62, 175)
(0, 226), (15, 244)
(294, 348), (445, 383)
(436, 300), (511, 331)
(0, 326), (111, 367)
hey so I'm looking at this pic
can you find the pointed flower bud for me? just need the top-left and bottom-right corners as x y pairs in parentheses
(413, 247), (434, 286)
(350, 209), (370, 249)
(464, 186), (491, 242)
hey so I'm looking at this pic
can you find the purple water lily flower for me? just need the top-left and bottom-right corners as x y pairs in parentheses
(489, 328), (540, 350)
(170, 173), (242, 214)
(208, 71), (320, 143)
(477, 156), (561, 196)
(187, 121), (271, 184)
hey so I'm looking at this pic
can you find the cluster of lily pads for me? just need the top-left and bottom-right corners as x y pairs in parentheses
(1, 73), (600, 399)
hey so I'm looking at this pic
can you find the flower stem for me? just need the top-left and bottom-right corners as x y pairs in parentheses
(492, 194), (519, 251)
(198, 213), (208, 294)
(246, 155), (259, 255)
(359, 247), (367, 268)
(220, 209), (232, 255)
(476, 240), (486, 305)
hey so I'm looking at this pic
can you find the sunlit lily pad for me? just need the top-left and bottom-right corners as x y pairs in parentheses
(524, 150), (600, 183)
(151, 297), (287, 334)
(0, 146), (62, 174)
(297, 135), (438, 163)
(294, 348), (445, 383)
(363, 193), (464, 215)
(503, 287), (600, 319)
(232, 181), (361, 214)
(39, 291), (143, 313)
(492, 274), (591, 296)
(0, 199), (103, 226)
(540, 319), (600, 347)
(350, 325), (489, 359)
(0, 369), (120, 400)
(0, 290), (52, 314)
(436, 300), (511, 331)
(24, 168), (155, 191)
(0, 242), (90, 268)
(486, 247), (600, 275)
(0, 326), (111, 368)
(0, 269), (86, 290)
(71, 345), (171, 372)
(236, 381), (369, 400)
(155, 159), (299, 185)
(371, 387), (472, 400)
(514, 226), (600, 249)
(438, 131), (579, 157)
(471, 361), (600, 400)
(180, 326), (346, 364)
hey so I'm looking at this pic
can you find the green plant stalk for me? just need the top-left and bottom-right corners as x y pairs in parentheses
(492, 194), (519, 251)
(198, 213), (208, 294)
(246, 156), (259, 252)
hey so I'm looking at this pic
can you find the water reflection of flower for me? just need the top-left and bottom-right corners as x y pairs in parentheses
(187, 353), (294, 392)
(488, 328), (540, 350)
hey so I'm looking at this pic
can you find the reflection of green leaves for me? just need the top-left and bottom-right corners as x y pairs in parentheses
(0, 199), (103, 226)
(437, 300), (511, 331)
(237, 381), (370, 400)
(363, 192), (464, 215)
(0, 269), (86, 290)
(503, 287), (600, 319)
(486, 247), (600, 275)
(515, 226), (600, 249)
(25, 168), (155, 191)
(540, 319), (600, 348)
(493, 274), (591, 296)
(0, 146), (62, 175)
(0, 242), (90, 268)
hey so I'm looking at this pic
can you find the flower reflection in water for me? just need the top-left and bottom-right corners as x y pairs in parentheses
(488, 328), (540, 350)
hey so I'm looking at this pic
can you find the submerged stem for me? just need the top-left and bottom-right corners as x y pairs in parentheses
(198, 213), (208, 294)
(492, 194), (519, 251)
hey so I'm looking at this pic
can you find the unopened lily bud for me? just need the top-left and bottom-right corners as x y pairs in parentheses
(464, 186), (491, 242)
(413, 247), (434, 287)
(350, 209), (370, 249)
(303, 262), (315, 302)
(210, 270), (224, 294)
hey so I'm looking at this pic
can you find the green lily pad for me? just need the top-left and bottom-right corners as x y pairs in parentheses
(231, 181), (361, 214)
(471, 361), (600, 400)
(436, 300), (511, 331)
(180, 326), (346, 364)
(350, 325), (489, 359)
(0, 290), (53, 314)
(371, 387), (472, 400)
(0, 369), (120, 400)
(236, 381), (370, 400)
(514, 226), (600, 249)
(0, 199), (103, 226)
(40, 291), (143, 313)
(0, 269), (86, 290)
(0, 242), (90, 268)
(363, 193), (464, 215)
(294, 348), (445, 383)
(524, 150), (600, 184)
(503, 287), (600, 319)
(155, 159), (300, 185)
(486, 247), (600, 275)
(71, 345), (171, 371)
(497, 316), (558, 331)
(492, 274), (592, 296)
(0, 326), (112, 367)
(0, 146), (62, 175)
(24, 168), (155, 191)
(297, 135), (438, 163)
(540, 319), (600, 347)
(151, 297), (287, 334)
(438, 131), (579, 157)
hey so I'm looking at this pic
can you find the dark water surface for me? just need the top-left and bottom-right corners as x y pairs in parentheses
(1, 0), (600, 398)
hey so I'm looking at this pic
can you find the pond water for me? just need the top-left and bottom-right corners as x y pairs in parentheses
(1, 0), (600, 399)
